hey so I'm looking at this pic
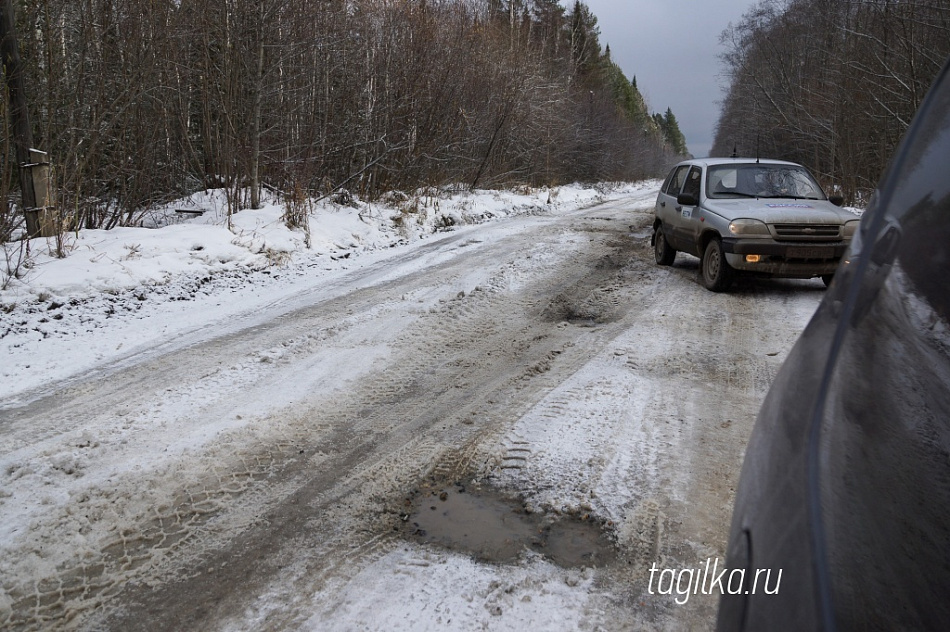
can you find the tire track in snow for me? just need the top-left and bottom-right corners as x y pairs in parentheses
(1, 203), (654, 631)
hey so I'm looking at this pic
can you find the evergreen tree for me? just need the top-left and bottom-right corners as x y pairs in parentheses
(531, 0), (566, 59)
(568, 1), (600, 75)
(600, 57), (650, 128)
(655, 108), (688, 156)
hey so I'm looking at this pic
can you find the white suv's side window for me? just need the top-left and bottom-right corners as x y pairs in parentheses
(664, 166), (690, 196)
(682, 166), (702, 201)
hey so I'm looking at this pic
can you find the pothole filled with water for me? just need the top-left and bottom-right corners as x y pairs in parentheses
(398, 481), (616, 568)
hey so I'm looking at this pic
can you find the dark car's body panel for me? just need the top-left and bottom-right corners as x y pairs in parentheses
(718, 58), (950, 630)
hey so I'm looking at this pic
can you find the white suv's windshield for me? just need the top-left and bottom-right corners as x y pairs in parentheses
(706, 164), (825, 200)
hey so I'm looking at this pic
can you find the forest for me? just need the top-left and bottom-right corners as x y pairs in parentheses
(0, 0), (687, 240)
(713, 0), (950, 204)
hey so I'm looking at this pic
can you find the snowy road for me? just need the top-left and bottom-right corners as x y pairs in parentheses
(0, 190), (825, 630)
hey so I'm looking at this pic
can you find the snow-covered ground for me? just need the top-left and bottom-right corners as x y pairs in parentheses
(1, 183), (640, 401)
(0, 182), (825, 631)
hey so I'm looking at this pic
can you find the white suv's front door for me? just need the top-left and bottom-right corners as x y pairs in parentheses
(656, 165), (689, 232)
(670, 165), (702, 252)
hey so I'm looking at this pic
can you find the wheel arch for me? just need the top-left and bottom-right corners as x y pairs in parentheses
(698, 228), (722, 253)
(651, 217), (663, 245)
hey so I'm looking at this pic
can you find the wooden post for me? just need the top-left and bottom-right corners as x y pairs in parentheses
(26, 149), (57, 237)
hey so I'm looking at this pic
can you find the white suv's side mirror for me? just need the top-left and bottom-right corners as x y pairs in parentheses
(677, 192), (699, 207)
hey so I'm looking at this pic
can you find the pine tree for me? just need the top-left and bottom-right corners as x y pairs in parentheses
(568, 1), (600, 76)
(600, 57), (650, 128)
(657, 108), (688, 155)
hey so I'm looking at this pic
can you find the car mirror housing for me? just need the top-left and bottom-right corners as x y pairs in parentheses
(677, 192), (699, 207)
(829, 194), (845, 207)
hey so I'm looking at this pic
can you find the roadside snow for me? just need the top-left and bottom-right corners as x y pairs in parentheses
(0, 183), (655, 401)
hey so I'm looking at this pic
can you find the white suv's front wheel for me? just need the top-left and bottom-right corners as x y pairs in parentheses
(702, 237), (734, 292)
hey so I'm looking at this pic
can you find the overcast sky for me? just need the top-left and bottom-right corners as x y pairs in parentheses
(576, 0), (756, 158)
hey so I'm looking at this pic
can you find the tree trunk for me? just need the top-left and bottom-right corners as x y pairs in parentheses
(250, 2), (265, 210)
(0, 0), (38, 233)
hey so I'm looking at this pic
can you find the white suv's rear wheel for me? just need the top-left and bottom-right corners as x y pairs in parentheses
(654, 224), (676, 266)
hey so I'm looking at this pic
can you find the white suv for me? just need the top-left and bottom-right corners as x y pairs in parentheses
(653, 158), (860, 291)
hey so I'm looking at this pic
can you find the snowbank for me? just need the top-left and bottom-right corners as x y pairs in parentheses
(0, 182), (658, 399)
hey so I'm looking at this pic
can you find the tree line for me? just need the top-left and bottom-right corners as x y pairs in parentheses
(0, 0), (687, 240)
(713, 0), (950, 204)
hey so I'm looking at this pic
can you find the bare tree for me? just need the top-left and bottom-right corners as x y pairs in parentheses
(1, 0), (680, 240)
(714, 0), (950, 202)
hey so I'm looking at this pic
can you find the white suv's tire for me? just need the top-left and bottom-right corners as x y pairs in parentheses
(654, 224), (676, 266)
(702, 238), (734, 292)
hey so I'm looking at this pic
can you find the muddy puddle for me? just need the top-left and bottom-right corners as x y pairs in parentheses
(400, 482), (615, 568)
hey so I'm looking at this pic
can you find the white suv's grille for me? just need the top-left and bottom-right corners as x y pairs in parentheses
(771, 224), (841, 240)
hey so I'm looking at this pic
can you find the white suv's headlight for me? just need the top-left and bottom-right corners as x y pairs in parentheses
(728, 219), (770, 236)
(844, 219), (860, 237)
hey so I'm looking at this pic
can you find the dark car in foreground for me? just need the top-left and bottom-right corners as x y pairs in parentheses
(653, 157), (859, 291)
(717, 60), (950, 629)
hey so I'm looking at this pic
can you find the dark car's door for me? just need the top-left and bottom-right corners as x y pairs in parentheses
(719, 57), (950, 631)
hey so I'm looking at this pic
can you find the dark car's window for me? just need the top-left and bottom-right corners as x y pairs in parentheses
(706, 164), (825, 200)
(664, 165), (690, 196)
(682, 166), (702, 200)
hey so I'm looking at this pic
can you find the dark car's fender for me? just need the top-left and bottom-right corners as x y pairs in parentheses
(719, 56), (950, 631)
